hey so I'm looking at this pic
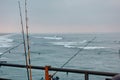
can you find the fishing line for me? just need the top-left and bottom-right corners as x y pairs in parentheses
(0, 42), (23, 57)
(18, 1), (30, 80)
(52, 37), (96, 77)
(25, 0), (33, 80)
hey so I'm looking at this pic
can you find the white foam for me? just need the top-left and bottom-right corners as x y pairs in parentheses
(51, 42), (77, 45)
(51, 41), (106, 50)
(64, 45), (106, 50)
(33, 36), (63, 40)
(0, 34), (13, 48)
(44, 36), (62, 40)
(0, 38), (13, 43)
(51, 40), (87, 46)
(0, 57), (8, 61)
(0, 53), (3, 55)
(0, 34), (13, 42)
(78, 46), (106, 50)
(64, 45), (76, 48)
(0, 43), (12, 47)
(80, 40), (87, 43)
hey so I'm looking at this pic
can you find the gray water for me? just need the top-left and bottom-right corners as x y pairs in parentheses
(0, 33), (120, 80)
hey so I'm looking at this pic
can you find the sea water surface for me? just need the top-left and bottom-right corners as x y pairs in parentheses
(0, 33), (120, 80)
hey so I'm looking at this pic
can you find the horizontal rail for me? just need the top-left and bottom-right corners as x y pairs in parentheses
(0, 63), (119, 77)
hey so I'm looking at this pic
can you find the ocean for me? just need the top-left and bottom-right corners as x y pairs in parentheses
(0, 33), (120, 80)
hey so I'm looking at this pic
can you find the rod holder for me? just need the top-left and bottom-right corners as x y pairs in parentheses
(45, 66), (51, 80)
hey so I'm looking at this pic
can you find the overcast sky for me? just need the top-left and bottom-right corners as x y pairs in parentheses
(0, 0), (120, 33)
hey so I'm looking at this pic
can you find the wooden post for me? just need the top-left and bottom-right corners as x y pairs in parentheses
(45, 66), (51, 80)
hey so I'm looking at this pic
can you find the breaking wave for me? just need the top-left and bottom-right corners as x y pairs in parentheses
(0, 53), (3, 55)
(33, 36), (63, 40)
(0, 34), (13, 48)
(0, 56), (8, 61)
(64, 46), (106, 49)
(50, 40), (87, 46)
(50, 40), (106, 50)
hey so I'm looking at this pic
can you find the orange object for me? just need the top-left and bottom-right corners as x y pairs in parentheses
(45, 66), (51, 80)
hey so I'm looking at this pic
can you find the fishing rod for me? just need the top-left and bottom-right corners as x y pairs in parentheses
(52, 37), (96, 77)
(18, 1), (30, 80)
(25, 0), (33, 80)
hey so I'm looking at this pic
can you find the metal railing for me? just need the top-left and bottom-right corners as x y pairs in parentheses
(0, 63), (119, 80)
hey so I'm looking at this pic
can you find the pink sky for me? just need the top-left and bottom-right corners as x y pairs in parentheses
(0, 0), (120, 33)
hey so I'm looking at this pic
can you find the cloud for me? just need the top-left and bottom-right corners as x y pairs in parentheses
(29, 0), (120, 25)
(0, 0), (120, 33)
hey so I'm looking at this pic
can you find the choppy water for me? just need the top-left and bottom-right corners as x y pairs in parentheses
(0, 33), (120, 80)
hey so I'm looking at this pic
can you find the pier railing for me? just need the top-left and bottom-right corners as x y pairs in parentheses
(0, 63), (119, 80)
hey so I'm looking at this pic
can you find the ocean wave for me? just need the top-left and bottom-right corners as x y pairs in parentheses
(0, 34), (13, 48)
(80, 46), (105, 49)
(33, 36), (63, 40)
(0, 38), (13, 43)
(0, 33), (16, 37)
(66, 46), (106, 49)
(0, 43), (12, 47)
(0, 53), (3, 55)
(0, 34), (13, 43)
(80, 40), (87, 43)
(64, 45), (106, 49)
(82, 46), (106, 49)
(64, 45), (76, 48)
(50, 41), (106, 50)
(51, 42), (77, 45)
(50, 40), (87, 46)
(0, 57), (8, 60)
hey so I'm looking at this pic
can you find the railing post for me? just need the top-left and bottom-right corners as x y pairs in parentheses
(85, 72), (89, 80)
(45, 66), (51, 80)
